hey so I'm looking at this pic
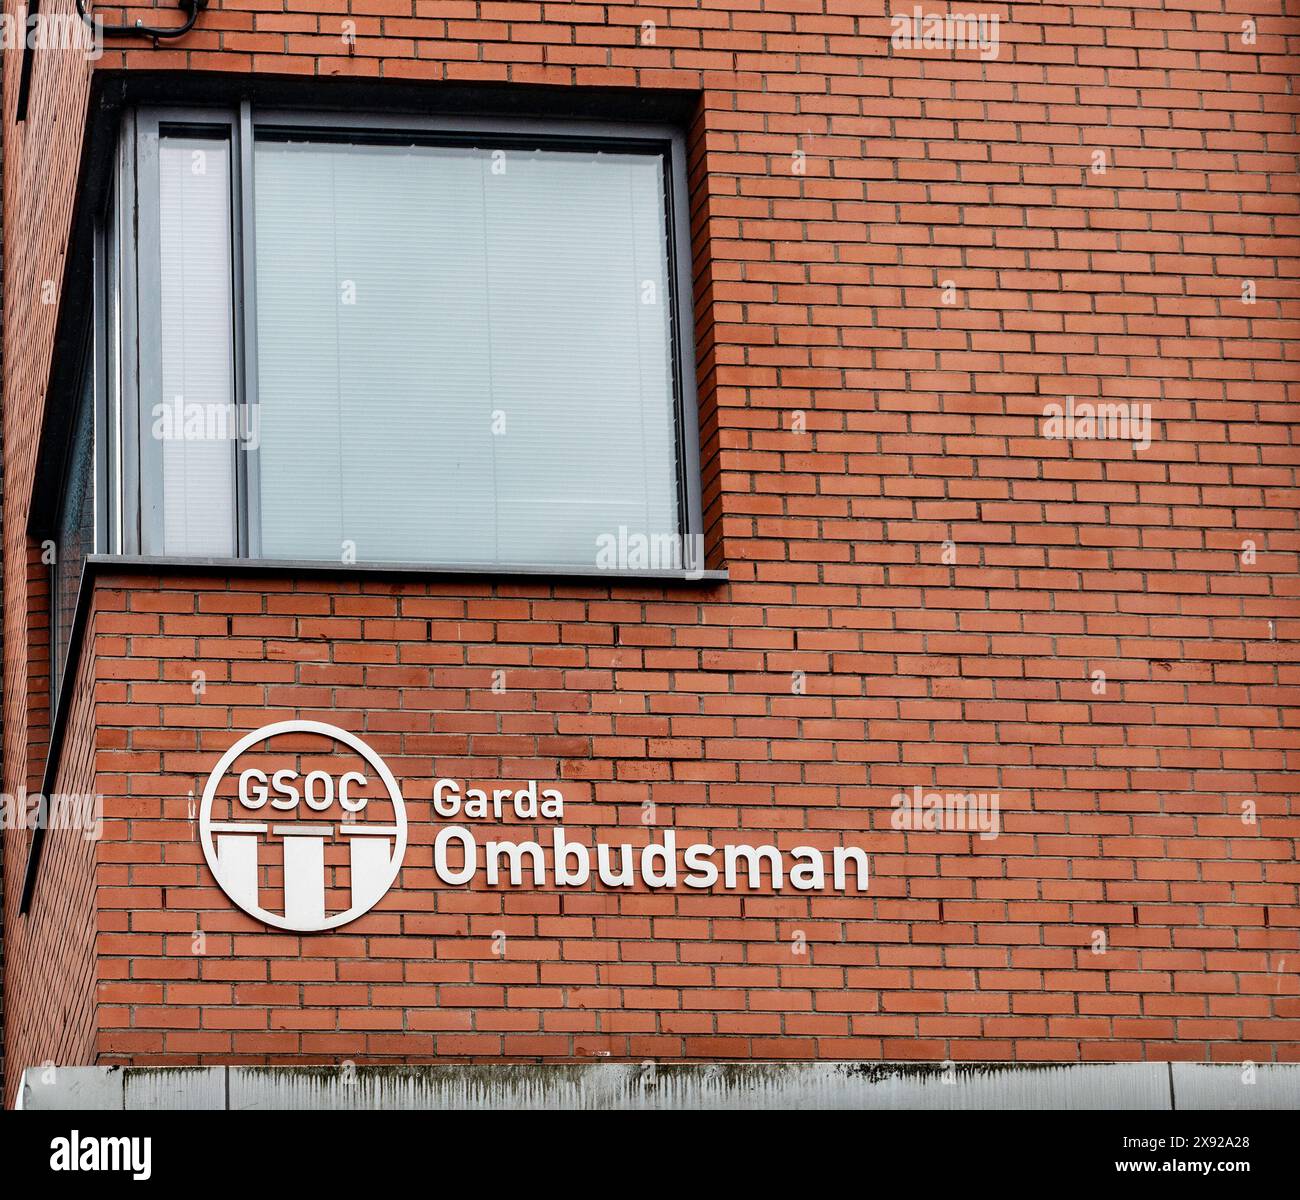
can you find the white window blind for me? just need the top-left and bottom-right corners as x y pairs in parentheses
(157, 136), (238, 556)
(252, 139), (681, 567)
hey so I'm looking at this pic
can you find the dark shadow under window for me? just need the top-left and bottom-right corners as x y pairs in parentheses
(52, 359), (96, 694)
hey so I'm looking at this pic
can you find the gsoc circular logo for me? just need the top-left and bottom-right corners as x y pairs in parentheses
(199, 720), (406, 931)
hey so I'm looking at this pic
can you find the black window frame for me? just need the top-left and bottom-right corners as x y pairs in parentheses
(112, 103), (706, 576)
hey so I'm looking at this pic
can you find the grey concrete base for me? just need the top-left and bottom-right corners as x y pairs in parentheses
(1170, 1062), (1300, 1110)
(17, 1062), (1300, 1110)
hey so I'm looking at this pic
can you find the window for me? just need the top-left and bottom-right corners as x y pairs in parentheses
(112, 107), (702, 574)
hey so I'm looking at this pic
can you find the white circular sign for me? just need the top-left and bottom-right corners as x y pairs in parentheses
(199, 720), (406, 932)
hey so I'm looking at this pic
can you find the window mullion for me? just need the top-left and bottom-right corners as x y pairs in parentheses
(235, 99), (262, 559)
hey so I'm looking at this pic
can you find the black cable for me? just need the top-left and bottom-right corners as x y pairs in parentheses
(76, 0), (202, 40)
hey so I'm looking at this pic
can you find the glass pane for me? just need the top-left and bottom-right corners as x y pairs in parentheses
(253, 138), (681, 567)
(54, 364), (96, 691)
(156, 135), (237, 556)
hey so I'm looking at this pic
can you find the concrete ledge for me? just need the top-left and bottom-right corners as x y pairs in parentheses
(1170, 1063), (1300, 1110)
(16, 1062), (1300, 1110)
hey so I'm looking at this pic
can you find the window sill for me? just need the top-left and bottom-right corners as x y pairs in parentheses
(86, 554), (728, 586)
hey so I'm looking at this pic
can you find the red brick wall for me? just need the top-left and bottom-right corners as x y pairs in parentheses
(1, 612), (99, 1108)
(1, 4), (97, 1107)
(5, 2), (1300, 1093)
